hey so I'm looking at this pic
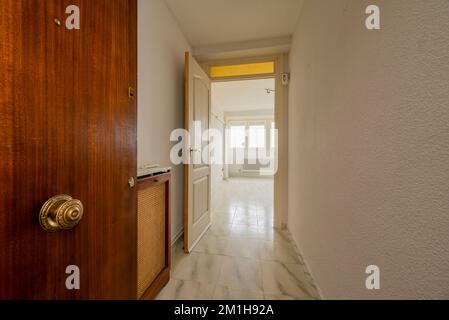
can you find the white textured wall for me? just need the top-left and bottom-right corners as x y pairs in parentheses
(211, 79), (276, 112)
(138, 0), (191, 242)
(288, 0), (449, 299)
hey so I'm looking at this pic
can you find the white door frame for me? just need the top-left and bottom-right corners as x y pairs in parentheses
(200, 54), (288, 229)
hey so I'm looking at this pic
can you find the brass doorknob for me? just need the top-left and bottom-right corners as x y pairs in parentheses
(39, 195), (84, 232)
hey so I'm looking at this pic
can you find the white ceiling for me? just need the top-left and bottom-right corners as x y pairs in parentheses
(212, 79), (275, 113)
(164, 0), (304, 48)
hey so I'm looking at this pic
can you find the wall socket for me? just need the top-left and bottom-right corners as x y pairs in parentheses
(282, 73), (290, 86)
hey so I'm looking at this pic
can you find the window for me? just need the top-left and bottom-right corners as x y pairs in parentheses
(270, 122), (276, 149)
(210, 62), (275, 79)
(230, 125), (245, 148)
(249, 125), (266, 148)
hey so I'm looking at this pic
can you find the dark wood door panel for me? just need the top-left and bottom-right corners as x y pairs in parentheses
(0, 0), (137, 299)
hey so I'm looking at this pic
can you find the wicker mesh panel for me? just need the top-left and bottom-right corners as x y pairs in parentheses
(137, 183), (166, 298)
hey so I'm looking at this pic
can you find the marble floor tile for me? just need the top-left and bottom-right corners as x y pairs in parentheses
(233, 212), (259, 226)
(217, 256), (264, 292)
(207, 223), (233, 237)
(261, 261), (319, 299)
(163, 178), (320, 300)
(172, 252), (224, 285)
(193, 235), (230, 255)
(212, 203), (237, 215)
(156, 279), (214, 300)
(257, 214), (275, 227)
(223, 238), (260, 259)
(257, 207), (274, 218)
(213, 286), (264, 300)
(229, 224), (262, 239)
(211, 212), (235, 224)
(235, 206), (259, 216)
(258, 241), (302, 264)
(212, 204), (233, 212)
(256, 227), (293, 245)
(257, 212), (274, 221)
(264, 293), (314, 300)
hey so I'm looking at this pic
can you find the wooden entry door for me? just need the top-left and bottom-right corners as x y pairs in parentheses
(184, 53), (212, 253)
(0, 0), (137, 299)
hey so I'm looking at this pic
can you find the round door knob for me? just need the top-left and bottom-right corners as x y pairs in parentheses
(39, 195), (84, 232)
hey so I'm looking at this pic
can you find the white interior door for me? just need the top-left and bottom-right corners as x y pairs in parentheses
(184, 52), (212, 253)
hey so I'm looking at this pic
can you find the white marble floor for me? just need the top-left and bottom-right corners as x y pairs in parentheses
(156, 178), (320, 300)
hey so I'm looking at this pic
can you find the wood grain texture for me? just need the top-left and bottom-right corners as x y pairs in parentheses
(0, 0), (137, 299)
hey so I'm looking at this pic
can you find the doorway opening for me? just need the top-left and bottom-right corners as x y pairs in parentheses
(210, 78), (276, 229)
(182, 54), (283, 254)
(161, 53), (319, 300)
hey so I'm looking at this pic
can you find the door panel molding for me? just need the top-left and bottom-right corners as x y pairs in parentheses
(184, 52), (212, 253)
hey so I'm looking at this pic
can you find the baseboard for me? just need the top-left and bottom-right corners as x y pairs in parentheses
(186, 223), (211, 253)
(287, 226), (324, 300)
(140, 267), (170, 300)
(171, 227), (184, 246)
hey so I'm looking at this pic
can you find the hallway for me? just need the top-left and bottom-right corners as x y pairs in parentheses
(1, 0), (449, 303)
(157, 178), (320, 300)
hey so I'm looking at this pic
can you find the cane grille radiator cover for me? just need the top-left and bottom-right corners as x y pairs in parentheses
(137, 183), (166, 298)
